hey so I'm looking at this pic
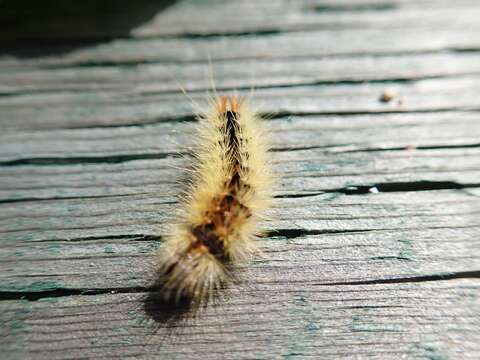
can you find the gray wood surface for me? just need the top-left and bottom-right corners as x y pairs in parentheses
(1, 0), (479, 359)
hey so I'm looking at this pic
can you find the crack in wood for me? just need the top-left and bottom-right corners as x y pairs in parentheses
(137, 74), (456, 97)
(2, 107), (477, 132)
(265, 228), (375, 239)
(0, 193), (151, 205)
(69, 108), (480, 130)
(275, 181), (480, 198)
(25, 234), (163, 243)
(315, 271), (480, 286)
(1, 181), (478, 205)
(2, 271), (479, 302)
(22, 48), (480, 71)
(273, 142), (480, 153)
(0, 286), (150, 301)
(2, 142), (480, 169)
(0, 152), (182, 167)
(310, 3), (397, 13)
(339, 142), (480, 153)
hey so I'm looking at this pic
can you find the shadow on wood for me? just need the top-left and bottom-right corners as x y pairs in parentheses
(0, 0), (177, 58)
(142, 263), (236, 335)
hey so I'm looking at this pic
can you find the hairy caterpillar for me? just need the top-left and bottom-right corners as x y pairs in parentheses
(154, 95), (271, 305)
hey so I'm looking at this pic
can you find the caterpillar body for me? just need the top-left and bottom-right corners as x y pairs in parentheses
(155, 95), (271, 305)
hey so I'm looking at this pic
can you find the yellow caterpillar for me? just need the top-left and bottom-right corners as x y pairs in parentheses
(154, 95), (272, 305)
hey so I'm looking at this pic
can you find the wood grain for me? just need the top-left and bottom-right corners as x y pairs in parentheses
(1, 0), (479, 359)
(1, 280), (480, 360)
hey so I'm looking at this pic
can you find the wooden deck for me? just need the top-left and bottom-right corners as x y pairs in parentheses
(1, 0), (480, 359)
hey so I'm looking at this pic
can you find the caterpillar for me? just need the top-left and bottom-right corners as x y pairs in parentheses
(154, 95), (271, 306)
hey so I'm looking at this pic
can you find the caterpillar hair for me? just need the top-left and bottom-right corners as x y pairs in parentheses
(154, 94), (272, 306)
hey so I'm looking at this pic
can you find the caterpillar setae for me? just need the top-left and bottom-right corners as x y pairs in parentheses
(154, 94), (272, 305)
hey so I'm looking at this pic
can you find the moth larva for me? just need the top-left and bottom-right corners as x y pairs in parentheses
(155, 95), (271, 305)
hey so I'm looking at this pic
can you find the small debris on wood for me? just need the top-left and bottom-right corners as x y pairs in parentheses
(379, 89), (395, 103)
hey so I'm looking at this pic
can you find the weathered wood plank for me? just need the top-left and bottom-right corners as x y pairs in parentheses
(1, 0), (480, 50)
(1, 77), (480, 131)
(1, 26), (480, 69)
(1, 111), (480, 161)
(1, 190), (479, 291)
(1, 280), (479, 360)
(2, 52), (480, 96)
(1, 150), (479, 202)
(132, 0), (480, 38)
